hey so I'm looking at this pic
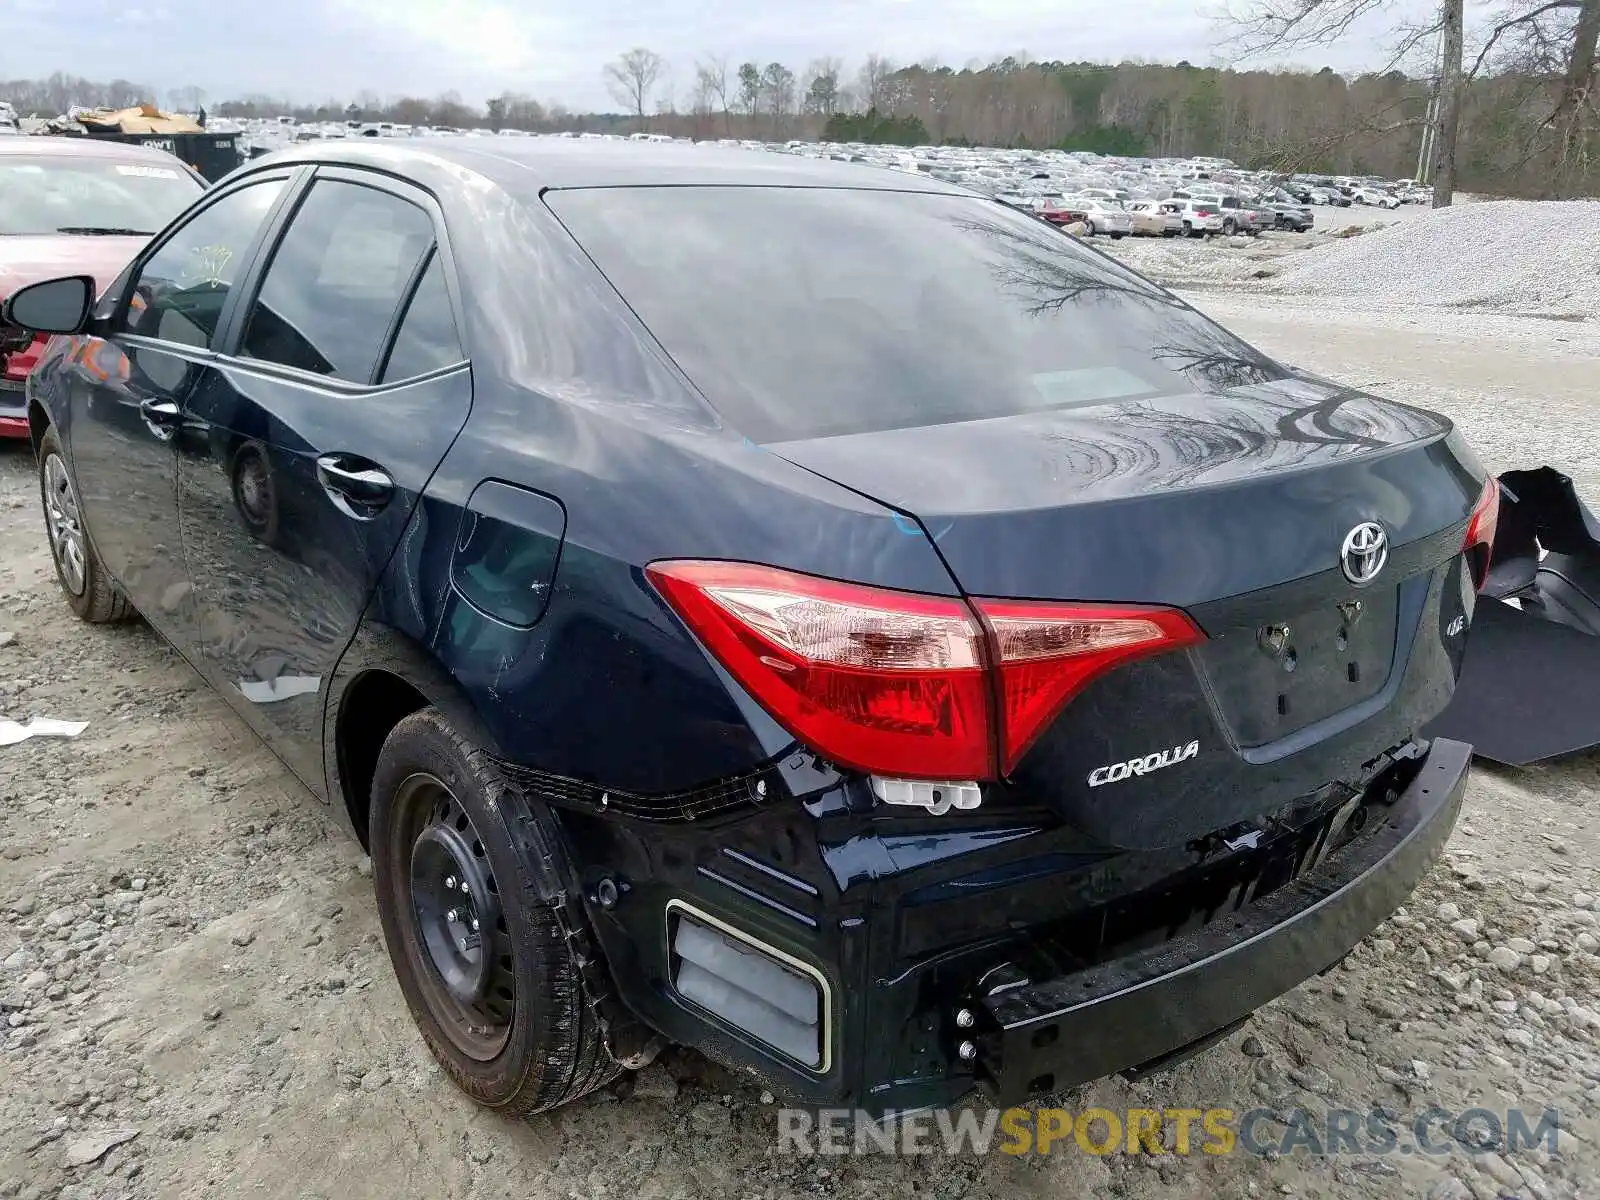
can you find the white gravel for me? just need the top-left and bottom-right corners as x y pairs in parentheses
(1267, 200), (1600, 316)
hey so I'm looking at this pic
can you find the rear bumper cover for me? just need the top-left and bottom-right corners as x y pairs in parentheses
(973, 737), (1471, 1103)
(0, 379), (26, 438)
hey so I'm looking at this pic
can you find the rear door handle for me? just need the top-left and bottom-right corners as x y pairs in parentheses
(315, 453), (394, 511)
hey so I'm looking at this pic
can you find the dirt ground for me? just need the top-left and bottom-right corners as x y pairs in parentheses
(2, 288), (1599, 1200)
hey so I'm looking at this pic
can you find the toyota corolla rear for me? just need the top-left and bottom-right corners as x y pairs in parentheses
(542, 182), (1488, 1112)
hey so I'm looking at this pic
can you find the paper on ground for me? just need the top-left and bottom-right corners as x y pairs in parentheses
(0, 717), (90, 747)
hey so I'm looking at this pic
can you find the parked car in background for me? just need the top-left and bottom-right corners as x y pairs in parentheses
(1034, 195), (1092, 227)
(0, 136), (205, 437)
(1080, 199), (1133, 238)
(1217, 195), (1261, 236)
(1127, 201), (1179, 237)
(5, 138), (1486, 1120)
(1259, 196), (1315, 232)
(1170, 198), (1225, 237)
(1352, 186), (1401, 209)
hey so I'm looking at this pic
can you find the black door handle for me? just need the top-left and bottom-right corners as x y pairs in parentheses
(315, 453), (394, 511)
(139, 398), (181, 428)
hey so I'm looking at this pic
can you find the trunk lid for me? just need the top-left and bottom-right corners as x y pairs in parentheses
(768, 374), (1477, 606)
(773, 376), (1485, 848)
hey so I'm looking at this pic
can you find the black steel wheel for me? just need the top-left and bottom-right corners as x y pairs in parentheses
(369, 708), (619, 1114)
(395, 774), (516, 1060)
(229, 440), (281, 546)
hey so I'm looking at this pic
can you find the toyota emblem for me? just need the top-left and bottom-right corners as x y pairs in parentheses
(1340, 521), (1389, 585)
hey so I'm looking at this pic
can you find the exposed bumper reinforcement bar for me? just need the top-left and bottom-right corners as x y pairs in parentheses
(975, 737), (1473, 1104)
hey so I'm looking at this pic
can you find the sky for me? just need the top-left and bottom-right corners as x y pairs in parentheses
(10, 0), (1436, 112)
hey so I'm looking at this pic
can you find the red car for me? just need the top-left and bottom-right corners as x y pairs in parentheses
(0, 137), (205, 437)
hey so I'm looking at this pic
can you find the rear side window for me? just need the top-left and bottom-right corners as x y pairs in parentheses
(240, 180), (434, 383)
(378, 251), (464, 383)
(548, 187), (1286, 444)
(123, 178), (286, 350)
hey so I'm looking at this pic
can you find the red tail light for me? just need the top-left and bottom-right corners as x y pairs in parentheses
(1464, 476), (1500, 590)
(976, 599), (1204, 774)
(646, 561), (1203, 781)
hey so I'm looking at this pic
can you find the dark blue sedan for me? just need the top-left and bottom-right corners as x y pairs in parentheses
(2, 138), (1493, 1115)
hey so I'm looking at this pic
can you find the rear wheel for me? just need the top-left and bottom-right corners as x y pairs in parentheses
(1222, 217), (1237, 235)
(38, 427), (133, 624)
(370, 709), (618, 1115)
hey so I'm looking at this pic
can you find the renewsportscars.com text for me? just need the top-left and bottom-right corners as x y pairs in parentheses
(776, 1106), (1563, 1158)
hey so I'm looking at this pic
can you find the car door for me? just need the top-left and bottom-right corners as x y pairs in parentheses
(62, 173), (294, 636)
(175, 169), (472, 795)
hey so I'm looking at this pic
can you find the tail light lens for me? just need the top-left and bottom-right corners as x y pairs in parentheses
(1463, 476), (1500, 590)
(977, 600), (1204, 775)
(647, 561), (1203, 781)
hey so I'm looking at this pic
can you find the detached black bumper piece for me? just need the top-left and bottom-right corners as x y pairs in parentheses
(973, 737), (1472, 1104)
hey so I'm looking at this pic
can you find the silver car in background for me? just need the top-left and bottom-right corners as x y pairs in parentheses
(1080, 199), (1133, 238)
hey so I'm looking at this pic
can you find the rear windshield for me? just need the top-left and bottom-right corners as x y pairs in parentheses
(549, 186), (1286, 443)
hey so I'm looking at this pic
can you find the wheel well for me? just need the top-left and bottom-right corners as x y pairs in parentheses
(28, 400), (49, 452)
(337, 669), (429, 850)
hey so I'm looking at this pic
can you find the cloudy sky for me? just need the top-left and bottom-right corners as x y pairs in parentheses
(14, 0), (1429, 111)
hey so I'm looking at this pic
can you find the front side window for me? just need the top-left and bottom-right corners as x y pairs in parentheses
(123, 178), (287, 350)
(240, 180), (435, 383)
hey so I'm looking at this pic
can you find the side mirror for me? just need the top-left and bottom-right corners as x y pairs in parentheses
(1, 275), (95, 335)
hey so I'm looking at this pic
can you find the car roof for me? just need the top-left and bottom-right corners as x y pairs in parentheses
(254, 136), (975, 197)
(0, 135), (188, 164)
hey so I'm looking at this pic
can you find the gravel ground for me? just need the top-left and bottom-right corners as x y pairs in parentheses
(1102, 198), (1600, 321)
(2, 289), (1599, 1200)
(1267, 201), (1600, 317)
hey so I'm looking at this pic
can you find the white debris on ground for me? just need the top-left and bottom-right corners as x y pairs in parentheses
(1267, 199), (1600, 315)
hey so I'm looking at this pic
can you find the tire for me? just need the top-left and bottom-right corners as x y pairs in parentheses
(228, 439), (282, 547)
(1111, 231), (1127, 240)
(1222, 217), (1237, 235)
(370, 709), (619, 1115)
(1185, 223), (1201, 238)
(37, 426), (134, 624)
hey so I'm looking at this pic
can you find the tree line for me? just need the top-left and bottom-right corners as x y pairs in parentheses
(5, 37), (1594, 199)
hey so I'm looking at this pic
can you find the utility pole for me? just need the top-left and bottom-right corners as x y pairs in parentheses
(1415, 26), (1443, 184)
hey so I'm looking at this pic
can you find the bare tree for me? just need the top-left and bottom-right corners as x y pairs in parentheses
(857, 54), (896, 112)
(695, 55), (733, 135)
(604, 47), (666, 127)
(1433, 0), (1466, 204)
(736, 61), (763, 116)
(762, 62), (797, 135)
(802, 58), (843, 115)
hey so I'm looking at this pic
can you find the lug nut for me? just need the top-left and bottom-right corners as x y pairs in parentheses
(447, 908), (459, 923)
(957, 1040), (977, 1061)
(470, 918), (480, 931)
(955, 1008), (975, 1028)
(460, 881), (470, 894)
(444, 875), (457, 890)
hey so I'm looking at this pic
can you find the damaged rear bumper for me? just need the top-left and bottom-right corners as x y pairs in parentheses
(970, 737), (1472, 1104)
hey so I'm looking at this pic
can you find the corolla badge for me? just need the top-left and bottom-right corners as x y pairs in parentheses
(1340, 521), (1389, 585)
(1088, 740), (1200, 788)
